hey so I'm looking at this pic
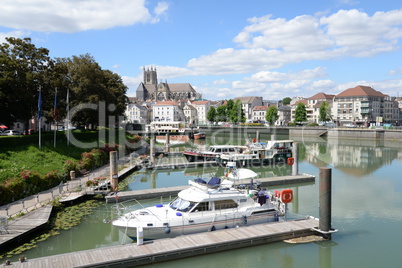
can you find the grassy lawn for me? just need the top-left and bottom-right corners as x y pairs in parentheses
(0, 143), (90, 182)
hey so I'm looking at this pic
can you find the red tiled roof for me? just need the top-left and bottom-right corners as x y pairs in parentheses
(336, 85), (384, 97)
(309, 92), (335, 100)
(154, 101), (178, 106)
(192, 100), (210, 105)
(253, 106), (268, 111)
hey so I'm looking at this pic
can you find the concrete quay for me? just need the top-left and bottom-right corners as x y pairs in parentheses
(105, 173), (315, 203)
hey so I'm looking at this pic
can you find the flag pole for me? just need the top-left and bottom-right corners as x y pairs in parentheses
(38, 85), (42, 150)
(66, 87), (70, 146)
(54, 87), (58, 147)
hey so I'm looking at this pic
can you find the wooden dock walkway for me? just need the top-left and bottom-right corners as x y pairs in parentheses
(105, 173), (315, 202)
(147, 160), (218, 170)
(0, 205), (52, 252)
(8, 217), (319, 267)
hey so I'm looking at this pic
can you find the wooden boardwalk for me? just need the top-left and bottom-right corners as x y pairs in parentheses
(105, 173), (315, 202)
(0, 205), (52, 251)
(9, 217), (319, 267)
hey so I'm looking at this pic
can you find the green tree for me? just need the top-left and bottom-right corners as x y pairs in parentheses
(216, 105), (227, 122)
(0, 37), (53, 128)
(225, 99), (234, 121)
(61, 54), (128, 128)
(206, 106), (217, 123)
(265, 106), (279, 126)
(282, 97), (291, 105)
(319, 101), (332, 122)
(294, 102), (307, 123)
(230, 99), (245, 123)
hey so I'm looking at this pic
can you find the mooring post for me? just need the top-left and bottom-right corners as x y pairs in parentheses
(319, 167), (332, 239)
(256, 131), (260, 143)
(166, 132), (170, 153)
(150, 135), (155, 165)
(110, 151), (118, 192)
(292, 142), (299, 175)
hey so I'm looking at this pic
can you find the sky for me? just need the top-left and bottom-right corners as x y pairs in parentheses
(1, 0), (402, 101)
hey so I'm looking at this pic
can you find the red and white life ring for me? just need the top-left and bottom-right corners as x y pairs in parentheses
(281, 189), (293, 203)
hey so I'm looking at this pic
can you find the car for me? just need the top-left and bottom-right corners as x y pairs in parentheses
(0, 130), (23, 136)
(23, 129), (35, 135)
(344, 123), (357, 128)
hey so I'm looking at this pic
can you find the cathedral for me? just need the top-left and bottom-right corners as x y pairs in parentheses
(136, 67), (201, 101)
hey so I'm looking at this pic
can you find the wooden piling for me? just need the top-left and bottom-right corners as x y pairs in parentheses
(319, 167), (332, 239)
(110, 151), (118, 191)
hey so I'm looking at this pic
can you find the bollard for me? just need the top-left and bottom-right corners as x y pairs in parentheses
(292, 142), (299, 175)
(110, 151), (118, 192)
(137, 227), (144, 245)
(70, 170), (75, 180)
(319, 167), (332, 239)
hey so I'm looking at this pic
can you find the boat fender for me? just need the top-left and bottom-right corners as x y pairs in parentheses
(274, 214), (279, 222)
(164, 227), (171, 234)
(176, 212), (182, 216)
(156, 204), (163, 208)
(211, 226), (216, 231)
(242, 215), (247, 225)
(225, 226), (229, 229)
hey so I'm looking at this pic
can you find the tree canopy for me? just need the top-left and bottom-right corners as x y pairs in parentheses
(282, 97), (291, 105)
(265, 106), (279, 126)
(0, 38), (128, 129)
(294, 102), (307, 123)
(319, 101), (332, 122)
(206, 106), (217, 123)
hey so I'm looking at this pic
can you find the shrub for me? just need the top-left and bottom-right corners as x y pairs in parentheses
(44, 170), (62, 187)
(63, 159), (80, 174)
(90, 149), (107, 167)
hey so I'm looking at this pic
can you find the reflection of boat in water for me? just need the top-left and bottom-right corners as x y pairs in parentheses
(112, 171), (292, 240)
(183, 145), (240, 162)
(156, 135), (189, 145)
(218, 140), (293, 167)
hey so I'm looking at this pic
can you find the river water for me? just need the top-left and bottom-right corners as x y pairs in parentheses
(9, 133), (402, 267)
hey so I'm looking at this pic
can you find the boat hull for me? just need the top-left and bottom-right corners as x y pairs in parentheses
(114, 211), (279, 240)
(183, 151), (218, 162)
(219, 154), (290, 167)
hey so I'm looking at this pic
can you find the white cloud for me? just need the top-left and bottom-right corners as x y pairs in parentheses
(213, 79), (229, 85)
(186, 9), (402, 77)
(249, 67), (328, 83)
(0, 31), (29, 43)
(0, 0), (169, 33)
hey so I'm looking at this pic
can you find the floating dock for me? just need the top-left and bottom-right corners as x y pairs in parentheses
(105, 173), (315, 203)
(0, 205), (52, 252)
(8, 217), (319, 268)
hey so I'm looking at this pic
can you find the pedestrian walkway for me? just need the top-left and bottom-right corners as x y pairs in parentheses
(0, 144), (148, 219)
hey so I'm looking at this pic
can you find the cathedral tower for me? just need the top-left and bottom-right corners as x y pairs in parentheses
(143, 66), (157, 85)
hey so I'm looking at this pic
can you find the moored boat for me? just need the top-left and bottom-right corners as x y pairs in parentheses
(183, 145), (241, 162)
(193, 132), (206, 139)
(218, 140), (293, 167)
(112, 175), (292, 240)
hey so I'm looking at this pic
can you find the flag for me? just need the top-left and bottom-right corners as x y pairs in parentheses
(54, 88), (58, 121)
(38, 87), (42, 120)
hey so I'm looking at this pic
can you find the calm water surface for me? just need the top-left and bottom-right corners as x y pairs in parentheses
(10, 134), (402, 267)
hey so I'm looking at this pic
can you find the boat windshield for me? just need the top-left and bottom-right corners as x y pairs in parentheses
(169, 197), (196, 212)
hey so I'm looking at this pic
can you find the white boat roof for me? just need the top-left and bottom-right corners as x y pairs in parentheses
(227, 168), (258, 180)
(178, 180), (245, 203)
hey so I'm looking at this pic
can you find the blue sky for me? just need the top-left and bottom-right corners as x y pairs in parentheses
(1, 0), (402, 101)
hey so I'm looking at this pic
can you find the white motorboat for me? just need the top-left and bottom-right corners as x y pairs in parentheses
(218, 139), (293, 167)
(183, 145), (241, 162)
(112, 175), (292, 240)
